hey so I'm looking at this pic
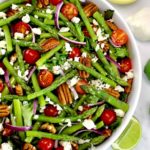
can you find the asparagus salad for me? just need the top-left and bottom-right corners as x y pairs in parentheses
(0, 0), (134, 149)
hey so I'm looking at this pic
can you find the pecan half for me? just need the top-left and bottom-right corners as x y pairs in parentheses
(37, 0), (50, 8)
(15, 84), (23, 96)
(79, 56), (91, 79)
(83, 2), (98, 17)
(6, 9), (18, 17)
(99, 40), (110, 52)
(40, 123), (56, 134)
(102, 129), (112, 138)
(41, 38), (60, 53)
(23, 143), (36, 150)
(71, 142), (78, 150)
(0, 104), (10, 118)
(106, 20), (118, 31)
(125, 79), (133, 94)
(105, 88), (120, 98)
(57, 83), (73, 105)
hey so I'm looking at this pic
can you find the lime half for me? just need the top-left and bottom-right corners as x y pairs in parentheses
(112, 117), (142, 150)
(108, 0), (136, 5)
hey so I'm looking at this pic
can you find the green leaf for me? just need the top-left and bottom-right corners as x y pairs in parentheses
(115, 46), (129, 58)
(22, 102), (33, 126)
(104, 9), (114, 20)
(144, 59), (150, 80)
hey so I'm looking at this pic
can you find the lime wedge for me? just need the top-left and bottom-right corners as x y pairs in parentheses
(112, 117), (142, 150)
(108, 0), (136, 5)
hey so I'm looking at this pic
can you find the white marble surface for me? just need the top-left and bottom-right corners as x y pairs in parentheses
(107, 0), (150, 150)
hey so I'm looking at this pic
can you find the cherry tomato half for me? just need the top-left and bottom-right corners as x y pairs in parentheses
(119, 58), (132, 73)
(38, 70), (54, 88)
(100, 109), (116, 126)
(68, 47), (81, 59)
(50, 0), (62, 5)
(75, 80), (88, 95)
(111, 29), (128, 46)
(23, 49), (40, 65)
(38, 138), (54, 150)
(61, 3), (78, 20)
(12, 21), (30, 35)
(44, 104), (58, 117)
(0, 79), (4, 92)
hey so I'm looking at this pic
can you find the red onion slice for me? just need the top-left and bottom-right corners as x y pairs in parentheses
(29, 25), (35, 43)
(5, 124), (32, 131)
(27, 66), (36, 81)
(55, 2), (64, 29)
(58, 33), (86, 45)
(74, 129), (102, 136)
(4, 70), (14, 94)
(54, 125), (68, 148)
(109, 39), (121, 48)
(105, 55), (121, 70)
(87, 101), (105, 107)
(33, 99), (38, 115)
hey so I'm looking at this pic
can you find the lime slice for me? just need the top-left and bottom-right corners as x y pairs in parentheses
(112, 117), (142, 150)
(108, 0), (136, 5)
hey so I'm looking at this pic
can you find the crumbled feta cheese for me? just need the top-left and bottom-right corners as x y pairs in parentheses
(78, 106), (83, 111)
(56, 104), (62, 114)
(100, 43), (105, 49)
(33, 115), (39, 119)
(71, 17), (80, 24)
(93, 19), (99, 26)
(114, 109), (125, 117)
(26, 3), (32, 6)
(92, 56), (98, 63)
(74, 57), (80, 62)
(34, 15), (38, 19)
(45, 96), (54, 105)
(18, 69), (29, 81)
(52, 66), (61, 75)
(125, 69), (134, 79)
(14, 32), (24, 40)
(0, 28), (4, 37)
(46, 8), (53, 14)
(82, 52), (87, 57)
(23, 101), (28, 105)
(82, 119), (96, 130)
(1, 142), (13, 150)
(95, 44), (100, 51)
(60, 27), (70, 32)
(0, 40), (6, 49)
(64, 119), (72, 127)
(32, 28), (42, 35)
(115, 85), (124, 92)
(38, 65), (48, 70)
(80, 0), (86, 2)
(60, 141), (72, 150)
(78, 139), (90, 144)
(0, 49), (6, 55)
(0, 122), (3, 132)
(11, 4), (18, 10)
(62, 62), (71, 70)
(77, 119), (81, 122)
(39, 106), (46, 113)
(65, 42), (72, 52)
(67, 76), (79, 87)
(89, 144), (96, 150)
(96, 28), (109, 41)
(90, 79), (110, 90)
(0, 68), (4, 75)
(104, 52), (107, 56)
(22, 14), (30, 23)
(0, 12), (6, 19)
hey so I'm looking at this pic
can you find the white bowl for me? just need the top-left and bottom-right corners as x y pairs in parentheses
(90, 0), (142, 149)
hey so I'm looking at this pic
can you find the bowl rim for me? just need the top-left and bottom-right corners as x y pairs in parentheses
(90, 0), (142, 149)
